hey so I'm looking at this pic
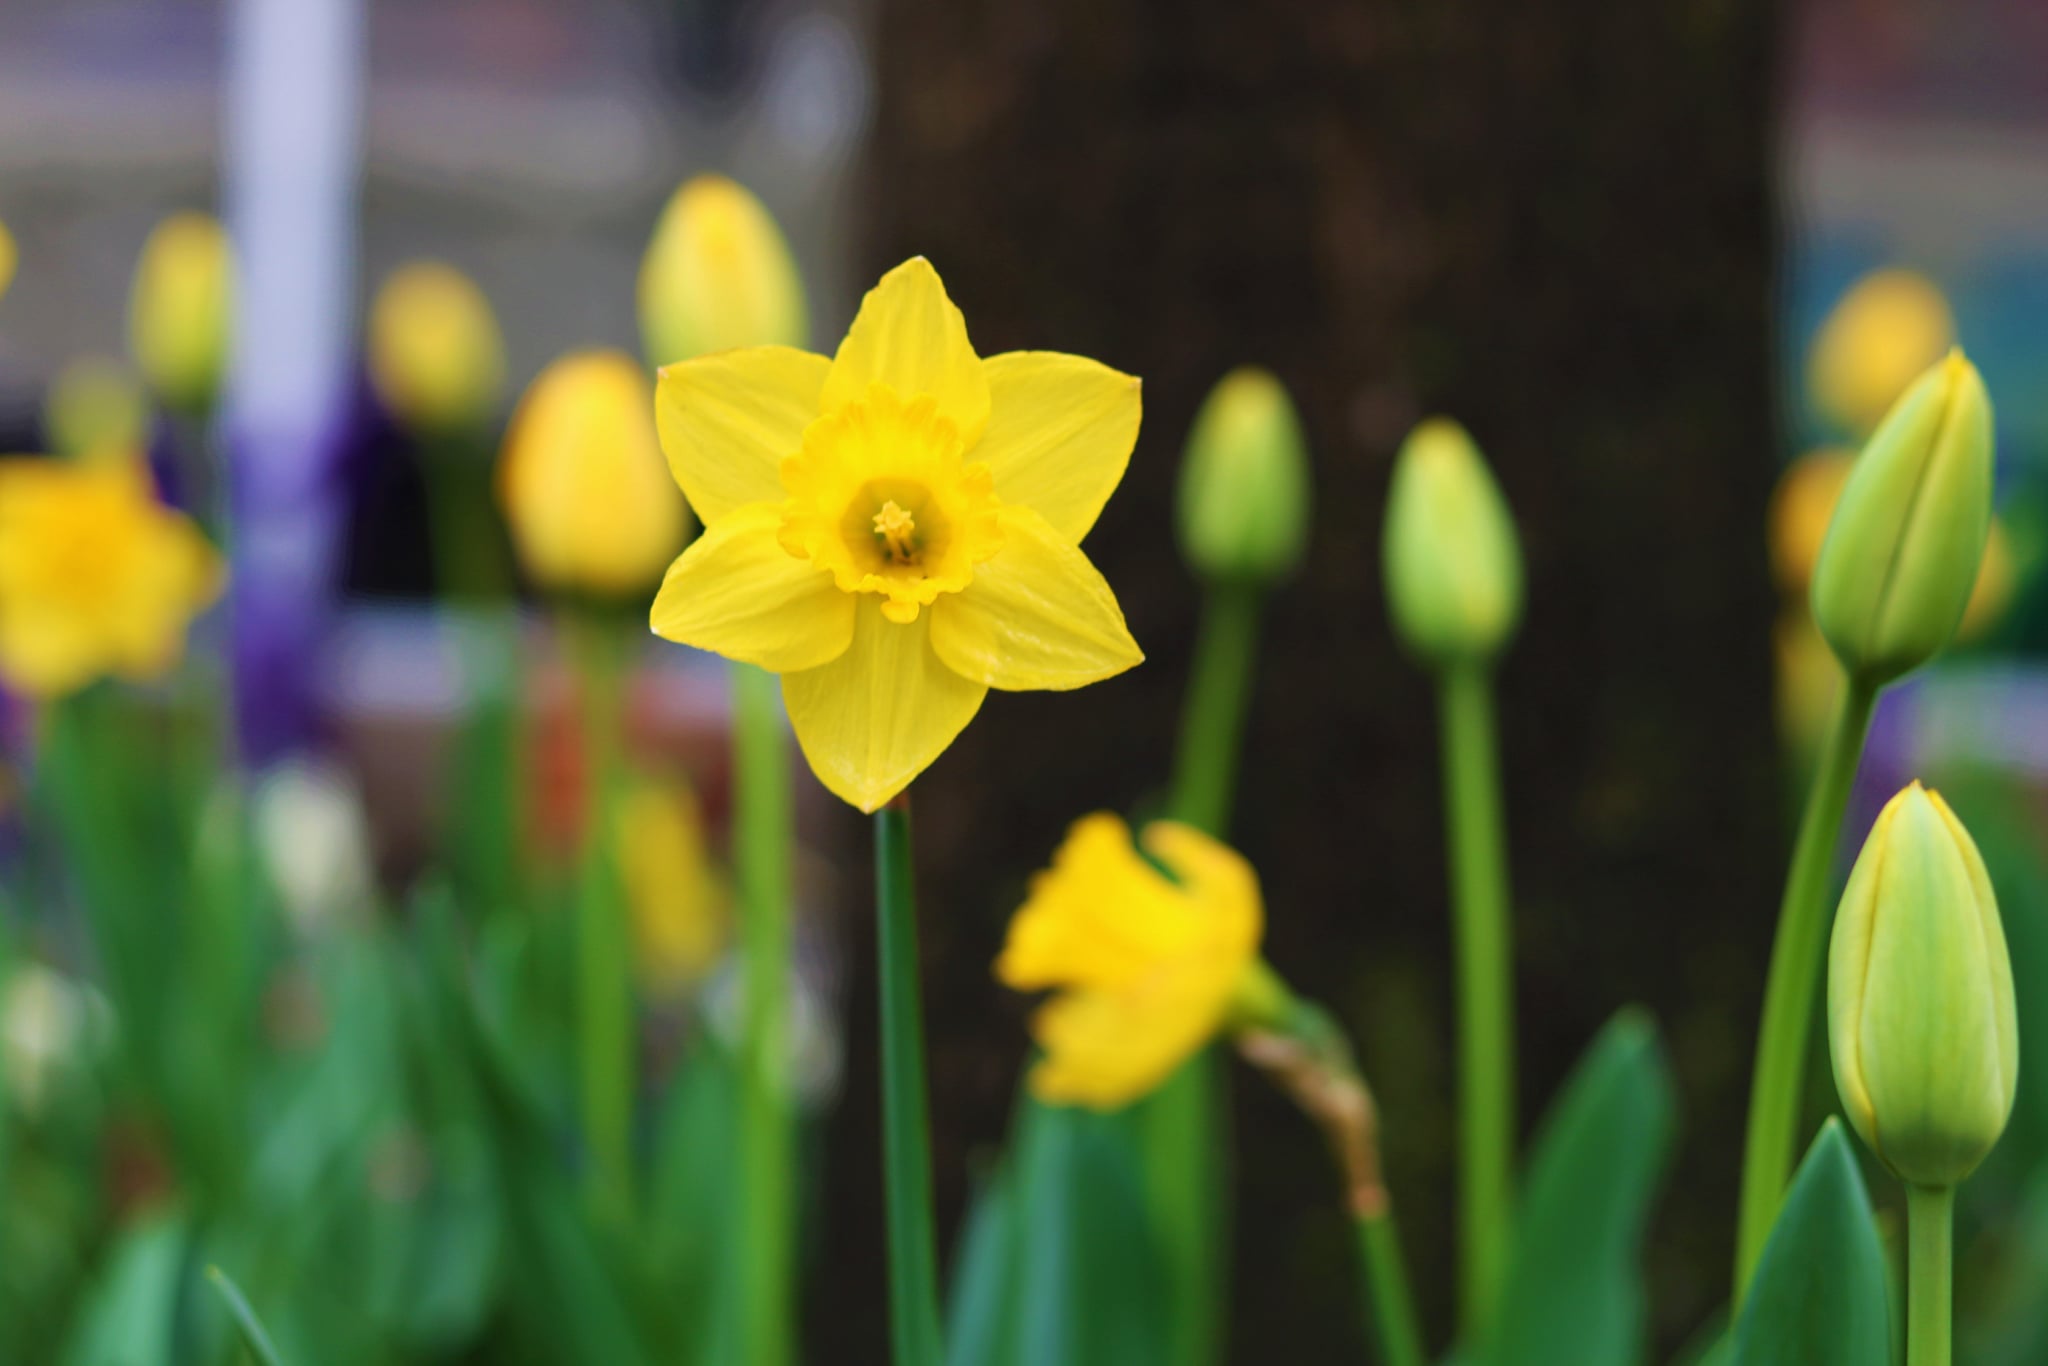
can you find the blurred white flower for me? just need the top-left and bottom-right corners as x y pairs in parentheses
(254, 757), (376, 936)
(3, 962), (111, 1115)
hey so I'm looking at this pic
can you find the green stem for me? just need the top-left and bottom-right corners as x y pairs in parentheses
(565, 613), (634, 1225)
(1168, 581), (1262, 836)
(875, 798), (941, 1366)
(734, 663), (795, 1366)
(1732, 675), (1878, 1298)
(1904, 1184), (1954, 1366)
(1356, 1213), (1426, 1366)
(1439, 662), (1514, 1337)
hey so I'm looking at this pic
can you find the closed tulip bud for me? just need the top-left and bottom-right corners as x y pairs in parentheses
(1811, 350), (1993, 686)
(368, 262), (506, 437)
(1176, 366), (1312, 585)
(498, 350), (689, 596)
(1829, 782), (2017, 1188)
(638, 175), (808, 365)
(1382, 417), (1523, 666)
(1808, 269), (1955, 439)
(127, 212), (235, 415)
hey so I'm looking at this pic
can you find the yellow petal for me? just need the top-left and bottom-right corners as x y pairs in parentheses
(821, 258), (989, 442)
(997, 813), (1212, 991)
(1028, 957), (1243, 1111)
(650, 504), (854, 671)
(928, 506), (1142, 692)
(975, 351), (1141, 541)
(781, 598), (987, 811)
(656, 345), (828, 523)
(1141, 822), (1263, 952)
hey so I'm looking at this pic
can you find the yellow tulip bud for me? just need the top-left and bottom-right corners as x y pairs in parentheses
(1382, 417), (1523, 666)
(0, 219), (16, 304)
(1811, 350), (1993, 686)
(638, 175), (808, 365)
(1176, 366), (1312, 585)
(1829, 782), (2017, 1187)
(368, 262), (506, 437)
(127, 212), (236, 414)
(1808, 270), (1955, 439)
(43, 357), (149, 462)
(498, 350), (689, 596)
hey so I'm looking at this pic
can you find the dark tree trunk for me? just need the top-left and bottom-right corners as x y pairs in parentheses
(825, 2), (1784, 1358)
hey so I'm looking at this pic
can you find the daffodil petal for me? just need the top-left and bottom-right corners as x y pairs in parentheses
(1141, 821), (1264, 951)
(655, 345), (828, 522)
(929, 506), (1142, 692)
(650, 504), (854, 672)
(997, 814), (1211, 991)
(975, 351), (1141, 542)
(821, 258), (989, 442)
(1028, 959), (1241, 1111)
(781, 598), (987, 812)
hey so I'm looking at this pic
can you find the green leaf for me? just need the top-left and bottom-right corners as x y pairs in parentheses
(59, 1210), (188, 1366)
(1479, 1009), (1676, 1366)
(1727, 1120), (1888, 1366)
(206, 1265), (287, 1366)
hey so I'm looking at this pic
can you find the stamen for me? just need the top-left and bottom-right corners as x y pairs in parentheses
(873, 500), (918, 563)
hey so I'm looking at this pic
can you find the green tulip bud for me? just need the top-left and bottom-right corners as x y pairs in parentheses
(127, 212), (235, 416)
(638, 175), (808, 366)
(1811, 350), (1993, 686)
(1381, 417), (1523, 666)
(1829, 782), (2017, 1188)
(1175, 366), (1312, 585)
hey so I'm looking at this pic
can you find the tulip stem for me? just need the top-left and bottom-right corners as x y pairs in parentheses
(1438, 661), (1515, 1338)
(1733, 674), (1878, 1299)
(875, 797), (942, 1366)
(734, 663), (797, 1366)
(1905, 1184), (1954, 1366)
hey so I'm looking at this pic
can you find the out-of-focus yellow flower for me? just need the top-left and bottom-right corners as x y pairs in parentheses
(128, 212), (235, 415)
(368, 261), (506, 437)
(498, 350), (688, 595)
(639, 175), (809, 366)
(0, 219), (16, 303)
(43, 357), (150, 462)
(996, 813), (1269, 1110)
(1808, 269), (1955, 439)
(1177, 366), (1312, 586)
(1774, 610), (1837, 761)
(1957, 519), (2015, 644)
(0, 456), (223, 698)
(651, 258), (1143, 811)
(1829, 782), (2016, 1187)
(1768, 449), (1854, 597)
(617, 776), (728, 996)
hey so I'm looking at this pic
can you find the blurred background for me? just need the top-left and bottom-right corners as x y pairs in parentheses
(6, 0), (2048, 1361)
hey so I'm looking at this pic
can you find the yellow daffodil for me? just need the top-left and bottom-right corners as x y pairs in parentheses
(0, 456), (223, 698)
(128, 212), (236, 415)
(368, 261), (506, 436)
(499, 350), (689, 595)
(651, 258), (1144, 811)
(0, 219), (16, 303)
(617, 775), (729, 996)
(996, 813), (1270, 1110)
(43, 357), (150, 462)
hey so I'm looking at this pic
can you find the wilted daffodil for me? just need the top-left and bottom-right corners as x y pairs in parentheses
(0, 456), (223, 698)
(651, 258), (1143, 811)
(1811, 349), (1992, 686)
(996, 813), (1279, 1109)
(499, 350), (689, 596)
(368, 261), (506, 436)
(640, 174), (809, 364)
(1177, 366), (1312, 585)
(128, 212), (235, 415)
(1808, 269), (1955, 439)
(1382, 417), (1523, 666)
(1829, 782), (2017, 1187)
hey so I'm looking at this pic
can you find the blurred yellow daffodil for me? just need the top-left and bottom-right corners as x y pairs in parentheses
(369, 261), (506, 436)
(1808, 269), (1954, 440)
(617, 775), (729, 996)
(996, 814), (1271, 1110)
(651, 257), (1144, 811)
(1767, 449), (1854, 598)
(0, 456), (223, 698)
(0, 219), (16, 304)
(128, 212), (236, 415)
(499, 350), (689, 595)
(640, 175), (809, 364)
(43, 357), (151, 462)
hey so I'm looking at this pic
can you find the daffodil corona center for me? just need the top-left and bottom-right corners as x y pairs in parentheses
(777, 382), (1003, 623)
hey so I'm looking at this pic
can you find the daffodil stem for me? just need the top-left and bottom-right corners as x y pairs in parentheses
(1439, 661), (1514, 1338)
(1733, 674), (1878, 1300)
(734, 662), (795, 1366)
(1169, 581), (1263, 836)
(1356, 1213), (1427, 1366)
(875, 798), (942, 1366)
(1905, 1184), (1954, 1366)
(565, 613), (634, 1227)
